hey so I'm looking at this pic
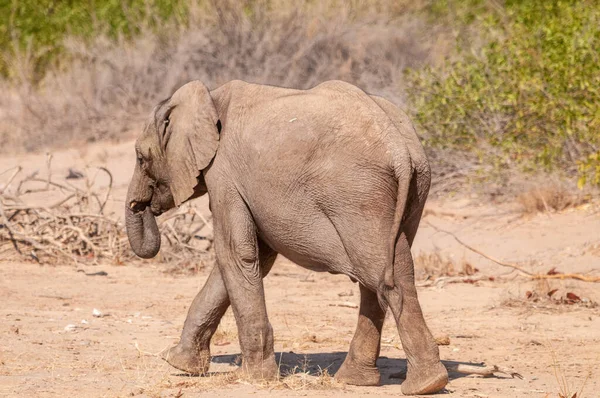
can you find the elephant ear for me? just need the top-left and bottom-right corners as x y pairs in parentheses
(166, 81), (220, 206)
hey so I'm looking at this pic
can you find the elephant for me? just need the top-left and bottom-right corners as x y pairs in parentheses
(125, 79), (448, 395)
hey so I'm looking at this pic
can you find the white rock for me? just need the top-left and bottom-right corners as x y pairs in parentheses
(64, 324), (77, 332)
(92, 308), (103, 318)
(81, 320), (88, 324)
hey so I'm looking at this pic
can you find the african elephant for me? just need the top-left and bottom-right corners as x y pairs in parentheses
(125, 79), (448, 395)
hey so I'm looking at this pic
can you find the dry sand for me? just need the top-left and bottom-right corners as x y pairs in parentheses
(1, 141), (599, 397)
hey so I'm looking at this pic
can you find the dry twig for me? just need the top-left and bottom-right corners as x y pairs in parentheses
(391, 363), (522, 380)
(0, 163), (214, 267)
(425, 220), (600, 283)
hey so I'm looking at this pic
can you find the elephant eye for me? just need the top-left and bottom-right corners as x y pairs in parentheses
(162, 117), (170, 136)
(136, 149), (145, 167)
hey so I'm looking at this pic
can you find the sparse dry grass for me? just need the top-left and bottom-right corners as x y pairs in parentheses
(503, 278), (598, 310)
(517, 183), (589, 215)
(548, 342), (595, 398)
(414, 251), (478, 280)
(122, 352), (343, 396)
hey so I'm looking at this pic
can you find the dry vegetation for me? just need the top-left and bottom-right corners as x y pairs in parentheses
(0, 1), (455, 153)
(503, 278), (598, 311)
(1, 4), (599, 396)
(414, 251), (478, 280)
(0, 161), (213, 267)
(517, 183), (590, 215)
(2, 1), (596, 201)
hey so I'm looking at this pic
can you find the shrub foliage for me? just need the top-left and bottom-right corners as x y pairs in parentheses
(407, 0), (600, 186)
(0, 0), (187, 81)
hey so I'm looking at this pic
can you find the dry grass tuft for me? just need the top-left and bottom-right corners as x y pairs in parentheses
(548, 342), (595, 398)
(279, 367), (341, 391)
(414, 251), (478, 280)
(517, 184), (589, 214)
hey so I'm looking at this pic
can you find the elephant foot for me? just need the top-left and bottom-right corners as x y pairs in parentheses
(160, 343), (210, 375)
(335, 359), (380, 386)
(401, 360), (448, 395)
(234, 355), (279, 381)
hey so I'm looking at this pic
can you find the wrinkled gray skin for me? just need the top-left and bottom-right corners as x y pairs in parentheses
(125, 80), (448, 395)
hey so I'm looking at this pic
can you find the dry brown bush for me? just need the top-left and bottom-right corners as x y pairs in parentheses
(517, 183), (589, 214)
(414, 251), (478, 280)
(0, 164), (213, 267)
(0, 1), (451, 153)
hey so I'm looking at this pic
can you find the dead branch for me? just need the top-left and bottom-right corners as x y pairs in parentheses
(416, 273), (504, 288)
(425, 220), (600, 283)
(97, 167), (113, 214)
(529, 273), (600, 283)
(391, 363), (522, 380)
(1, 161), (214, 267)
(0, 166), (22, 194)
(448, 364), (523, 379)
(328, 302), (358, 309)
(4, 193), (77, 211)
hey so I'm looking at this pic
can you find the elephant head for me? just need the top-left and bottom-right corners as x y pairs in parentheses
(125, 81), (220, 258)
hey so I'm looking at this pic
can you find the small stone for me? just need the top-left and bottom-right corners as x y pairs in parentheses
(64, 324), (78, 332)
(92, 309), (103, 318)
(81, 320), (88, 324)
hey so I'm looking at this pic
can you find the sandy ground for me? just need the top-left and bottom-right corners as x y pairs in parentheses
(1, 141), (600, 397)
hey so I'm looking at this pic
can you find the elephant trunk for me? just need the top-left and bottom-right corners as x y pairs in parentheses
(125, 173), (161, 258)
(126, 205), (161, 259)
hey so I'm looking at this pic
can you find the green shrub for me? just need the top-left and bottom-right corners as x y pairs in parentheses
(406, 0), (600, 186)
(0, 0), (187, 81)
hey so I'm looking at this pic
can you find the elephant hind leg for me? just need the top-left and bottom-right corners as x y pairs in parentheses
(162, 239), (277, 375)
(335, 284), (385, 386)
(384, 233), (448, 395)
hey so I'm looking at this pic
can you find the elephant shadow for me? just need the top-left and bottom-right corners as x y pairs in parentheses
(208, 352), (508, 385)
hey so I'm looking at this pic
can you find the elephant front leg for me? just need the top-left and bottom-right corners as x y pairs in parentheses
(161, 265), (229, 375)
(214, 201), (278, 380)
(162, 240), (277, 375)
(335, 284), (385, 386)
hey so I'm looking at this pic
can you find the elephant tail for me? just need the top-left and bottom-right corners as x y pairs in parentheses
(383, 143), (413, 289)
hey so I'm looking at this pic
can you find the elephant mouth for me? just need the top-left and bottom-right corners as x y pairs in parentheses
(129, 200), (150, 213)
(129, 200), (165, 217)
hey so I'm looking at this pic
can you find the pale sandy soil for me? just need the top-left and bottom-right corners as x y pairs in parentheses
(1, 141), (599, 397)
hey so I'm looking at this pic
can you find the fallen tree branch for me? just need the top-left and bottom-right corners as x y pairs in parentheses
(425, 220), (532, 275)
(0, 166), (22, 194)
(448, 363), (523, 379)
(425, 220), (600, 283)
(1, 161), (214, 267)
(529, 273), (600, 283)
(416, 273), (506, 288)
(391, 363), (523, 380)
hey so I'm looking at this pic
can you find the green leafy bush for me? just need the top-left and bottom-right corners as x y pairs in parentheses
(407, 0), (600, 186)
(0, 0), (187, 81)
